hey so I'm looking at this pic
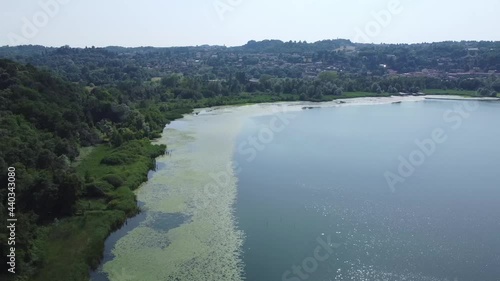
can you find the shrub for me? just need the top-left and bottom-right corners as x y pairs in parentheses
(100, 154), (124, 165)
(107, 187), (138, 215)
(85, 181), (114, 197)
(100, 153), (134, 165)
(103, 174), (123, 188)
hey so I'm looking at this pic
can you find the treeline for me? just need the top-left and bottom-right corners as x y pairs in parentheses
(1, 40), (500, 88)
(236, 40), (500, 73)
(147, 71), (498, 102)
(237, 39), (354, 53)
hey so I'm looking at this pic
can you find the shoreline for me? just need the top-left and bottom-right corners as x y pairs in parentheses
(424, 95), (500, 101)
(100, 110), (246, 280)
(193, 95), (427, 115)
(95, 95), (426, 281)
(92, 93), (489, 280)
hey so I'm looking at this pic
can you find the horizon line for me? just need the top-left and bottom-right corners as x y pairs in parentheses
(2, 38), (500, 49)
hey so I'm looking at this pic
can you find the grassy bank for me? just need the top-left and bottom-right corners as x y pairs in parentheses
(422, 89), (478, 97)
(31, 140), (167, 281)
(323, 91), (392, 100)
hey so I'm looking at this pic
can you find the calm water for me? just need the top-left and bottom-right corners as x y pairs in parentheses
(235, 100), (500, 281)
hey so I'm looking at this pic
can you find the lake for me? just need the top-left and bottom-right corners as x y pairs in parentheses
(235, 100), (500, 281)
(94, 98), (500, 281)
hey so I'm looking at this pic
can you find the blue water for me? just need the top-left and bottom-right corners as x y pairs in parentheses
(235, 101), (500, 281)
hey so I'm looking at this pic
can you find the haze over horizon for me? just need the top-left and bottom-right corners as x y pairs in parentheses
(1, 0), (500, 48)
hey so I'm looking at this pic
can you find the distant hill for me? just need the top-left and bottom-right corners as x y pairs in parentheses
(1, 40), (499, 86)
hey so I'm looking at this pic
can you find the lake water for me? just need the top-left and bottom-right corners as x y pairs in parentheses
(234, 100), (500, 281)
(94, 99), (500, 281)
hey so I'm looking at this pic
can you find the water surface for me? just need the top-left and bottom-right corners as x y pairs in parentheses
(235, 100), (500, 281)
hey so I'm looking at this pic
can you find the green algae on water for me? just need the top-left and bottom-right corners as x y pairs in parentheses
(103, 111), (246, 281)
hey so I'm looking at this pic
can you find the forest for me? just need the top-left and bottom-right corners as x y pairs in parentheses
(1, 40), (499, 100)
(0, 59), (193, 280)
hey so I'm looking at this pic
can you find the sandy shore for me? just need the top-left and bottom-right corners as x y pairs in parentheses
(424, 95), (500, 101)
(194, 95), (426, 115)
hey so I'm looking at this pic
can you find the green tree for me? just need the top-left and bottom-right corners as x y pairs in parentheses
(371, 83), (383, 94)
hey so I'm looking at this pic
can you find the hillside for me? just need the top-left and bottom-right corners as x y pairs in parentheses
(0, 59), (174, 280)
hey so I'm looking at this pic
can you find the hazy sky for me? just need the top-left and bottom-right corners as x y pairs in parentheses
(1, 0), (499, 47)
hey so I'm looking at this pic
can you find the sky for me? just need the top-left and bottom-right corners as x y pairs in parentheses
(0, 0), (499, 47)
